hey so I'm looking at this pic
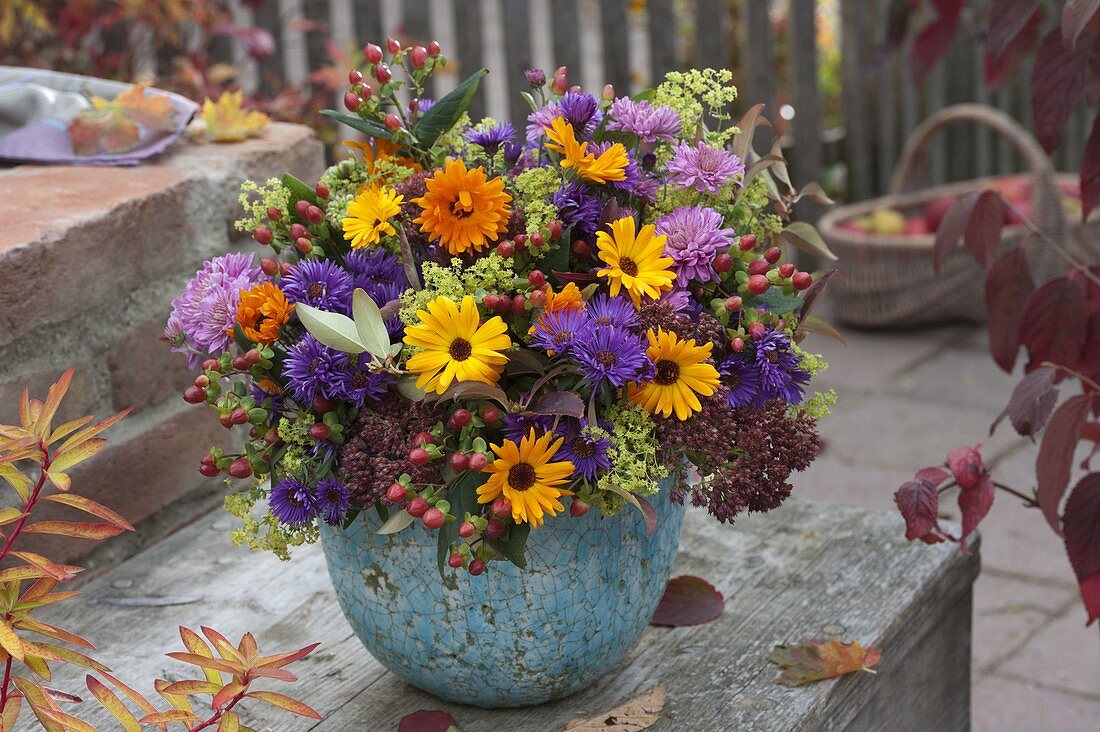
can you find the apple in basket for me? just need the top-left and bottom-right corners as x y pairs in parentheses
(904, 217), (931, 236)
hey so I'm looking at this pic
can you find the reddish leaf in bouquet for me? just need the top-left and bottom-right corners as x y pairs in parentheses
(1037, 395), (1092, 533)
(895, 479), (945, 544)
(1083, 115), (1100, 221)
(985, 10), (1041, 90)
(909, 0), (963, 85)
(1031, 26), (1095, 153)
(398, 709), (461, 732)
(959, 474), (996, 546)
(986, 0), (1043, 60)
(932, 190), (1004, 274)
(769, 638), (882, 687)
(991, 366), (1058, 437)
(1062, 472), (1100, 624)
(947, 445), (984, 490)
(650, 576), (724, 627)
(1020, 277), (1088, 373)
(1062, 0), (1100, 49)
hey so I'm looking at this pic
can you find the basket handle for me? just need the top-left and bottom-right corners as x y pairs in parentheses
(888, 103), (1064, 240)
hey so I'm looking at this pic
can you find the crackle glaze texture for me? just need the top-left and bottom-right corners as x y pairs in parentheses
(319, 479), (685, 708)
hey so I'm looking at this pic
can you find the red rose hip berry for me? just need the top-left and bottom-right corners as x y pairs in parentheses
(764, 246), (782, 264)
(713, 252), (733, 273)
(468, 452), (488, 470)
(792, 271), (813, 290)
(421, 508), (445, 529)
(738, 234), (758, 251)
(468, 558), (486, 576)
(490, 497), (511, 519)
(408, 447), (430, 466)
(748, 259), (771, 276)
(458, 521), (476, 538)
(364, 43), (383, 64)
(448, 552), (464, 568)
(228, 458), (253, 479)
(747, 274), (770, 295)
(450, 452), (470, 471)
(406, 497), (429, 517)
(778, 262), (796, 278)
(484, 519), (505, 539)
(386, 483), (407, 503)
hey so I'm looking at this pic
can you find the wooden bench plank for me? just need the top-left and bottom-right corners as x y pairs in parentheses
(38, 500), (975, 731)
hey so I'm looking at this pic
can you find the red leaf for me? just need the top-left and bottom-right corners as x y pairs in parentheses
(915, 466), (950, 487)
(1082, 114), (1100, 221)
(932, 190), (983, 274)
(987, 0), (1043, 60)
(531, 391), (586, 419)
(985, 11), (1042, 90)
(948, 445), (985, 489)
(984, 243), (1035, 372)
(1031, 26), (1096, 153)
(1062, 472), (1100, 623)
(635, 494), (658, 537)
(965, 191), (1007, 270)
(910, 2), (963, 86)
(959, 473), (996, 545)
(398, 710), (460, 732)
(650, 575), (725, 627)
(895, 480), (945, 543)
(1037, 395), (1091, 533)
(992, 366), (1059, 436)
(1083, 311), (1100, 387)
(1020, 276), (1088, 372)
(1062, 0), (1100, 49)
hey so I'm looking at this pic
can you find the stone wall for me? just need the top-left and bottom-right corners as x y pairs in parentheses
(0, 123), (324, 565)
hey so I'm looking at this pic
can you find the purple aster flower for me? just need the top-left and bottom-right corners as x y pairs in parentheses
(250, 381), (286, 417)
(269, 477), (319, 527)
(526, 99), (601, 142)
(585, 293), (638, 330)
(281, 259), (354, 314)
(571, 324), (650, 390)
(503, 140), (524, 167)
(531, 307), (588, 356)
(414, 98), (435, 117)
(656, 205), (735, 283)
(339, 353), (392, 406)
(552, 182), (603, 243)
(606, 98), (681, 143)
(342, 249), (407, 298)
(316, 477), (352, 525)
(466, 121), (515, 156)
(667, 141), (745, 194)
(719, 354), (762, 408)
(502, 413), (554, 441)
(555, 418), (612, 481)
(558, 92), (601, 132)
(754, 329), (810, 404)
(283, 335), (347, 405)
(167, 253), (263, 368)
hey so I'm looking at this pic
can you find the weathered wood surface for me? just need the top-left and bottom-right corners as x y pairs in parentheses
(35, 500), (977, 731)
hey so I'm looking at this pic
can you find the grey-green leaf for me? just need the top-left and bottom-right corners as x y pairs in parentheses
(377, 509), (416, 535)
(414, 68), (488, 150)
(780, 221), (838, 261)
(352, 288), (392, 360)
(319, 110), (394, 140)
(296, 303), (367, 354)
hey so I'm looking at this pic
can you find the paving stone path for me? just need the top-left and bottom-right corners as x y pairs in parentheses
(796, 306), (1099, 731)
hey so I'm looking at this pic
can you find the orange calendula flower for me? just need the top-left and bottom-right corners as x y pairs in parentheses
(413, 159), (512, 256)
(236, 282), (294, 346)
(580, 142), (629, 184)
(477, 429), (575, 527)
(529, 281), (586, 335)
(343, 138), (422, 174)
(542, 116), (627, 184)
(596, 216), (676, 308)
(628, 328), (720, 420)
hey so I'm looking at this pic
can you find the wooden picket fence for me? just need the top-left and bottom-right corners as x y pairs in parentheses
(194, 0), (1093, 205)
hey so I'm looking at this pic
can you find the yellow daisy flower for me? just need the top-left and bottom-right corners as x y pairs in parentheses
(477, 429), (575, 527)
(628, 328), (720, 420)
(343, 185), (404, 249)
(595, 216), (677, 308)
(413, 159), (512, 256)
(403, 295), (512, 394)
(543, 116), (591, 172)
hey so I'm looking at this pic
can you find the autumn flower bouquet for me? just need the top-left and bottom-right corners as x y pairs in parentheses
(166, 39), (835, 706)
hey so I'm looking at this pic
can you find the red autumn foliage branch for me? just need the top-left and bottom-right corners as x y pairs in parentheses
(0, 370), (320, 730)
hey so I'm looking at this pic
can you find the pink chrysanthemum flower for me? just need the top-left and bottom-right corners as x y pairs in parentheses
(655, 205), (735, 283)
(666, 141), (744, 194)
(606, 98), (681, 143)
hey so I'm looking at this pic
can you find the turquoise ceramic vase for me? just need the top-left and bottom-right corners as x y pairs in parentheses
(319, 479), (685, 708)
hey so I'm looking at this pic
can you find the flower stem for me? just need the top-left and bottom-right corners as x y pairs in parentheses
(992, 481), (1039, 508)
(396, 227), (422, 291)
(0, 444), (51, 564)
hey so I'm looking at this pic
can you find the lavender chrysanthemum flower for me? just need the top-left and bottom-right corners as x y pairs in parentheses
(339, 353), (392, 407)
(720, 354), (762, 408)
(316, 477), (352, 525)
(283, 335), (347, 405)
(466, 121), (515, 156)
(502, 413), (554, 441)
(571, 324), (650, 390)
(552, 182), (603, 243)
(282, 259), (354, 314)
(269, 477), (319, 527)
(555, 418), (612, 480)
(655, 205), (735, 283)
(585, 293), (638, 330)
(531, 307), (588, 356)
(658, 287), (694, 312)
(167, 253), (263, 368)
(667, 141), (745, 194)
(754, 329), (810, 404)
(606, 98), (681, 143)
(342, 249), (407, 299)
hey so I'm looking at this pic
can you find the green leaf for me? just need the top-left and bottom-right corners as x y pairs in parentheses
(377, 509), (415, 535)
(394, 376), (427, 402)
(436, 472), (484, 577)
(318, 110), (393, 140)
(281, 173), (318, 207)
(748, 287), (803, 314)
(352, 289), (392, 360)
(486, 523), (531, 570)
(295, 304), (367, 354)
(779, 222), (837, 261)
(415, 68), (488, 150)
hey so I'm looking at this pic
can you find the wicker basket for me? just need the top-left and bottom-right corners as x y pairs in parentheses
(819, 104), (1097, 328)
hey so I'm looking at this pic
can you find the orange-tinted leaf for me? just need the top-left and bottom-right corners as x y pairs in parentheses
(0, 508), (24, 526)
(33, 643), (110, 673)
(15, 616), (94, 650)
(0, 566), (52, 584)
(218, 711), (241, 732)
(15, 590), (80, 611)
(22, 653), (51, 681)
(179, 626), (222, 685)
(253, 642), (320, 669)
(68, 85), (176, 155)
(34, 369), (73, 441)
(562, 685), (666, 731)
(246, 691), (320, 719)
(18, 578), (59, 602)
(98, 671), (160, 730)
(196, 91), (269, 143)
(49, 438), (106, 474)
(0, 618), (24, 661)
(0, 464), (33, 501)
(87, 675), (141, 732)
(212, 680), (246, 710)
(1, 694), (21, 732)
(60, 409), (130, 453)
(22, 521), (126, 541)
(238, 632), (258, 661)
(12, 677), (65, 732)
(158, 679), (221, 696)
(11, 552), (83, 582)
(164, 652), (241, 675)
(42, 494), (134, 531)
(35, 707), (95, 732)
(45, 471), (70, 492)
(201, 626), (244, 663)
(247, 666), (297, 683)
(154, 677), (194, 718)
(769, 637), (882, 686)
(139, 709), (202, 725)
(48, 415), (94, 446)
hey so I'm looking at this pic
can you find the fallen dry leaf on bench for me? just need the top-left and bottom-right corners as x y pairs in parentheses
(564, 684), (666, 731)
(194, 90), (270, 143)
(398, 709), (460, 731)
(769, 638), (882, 687)
(650, 575), (724, 626)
